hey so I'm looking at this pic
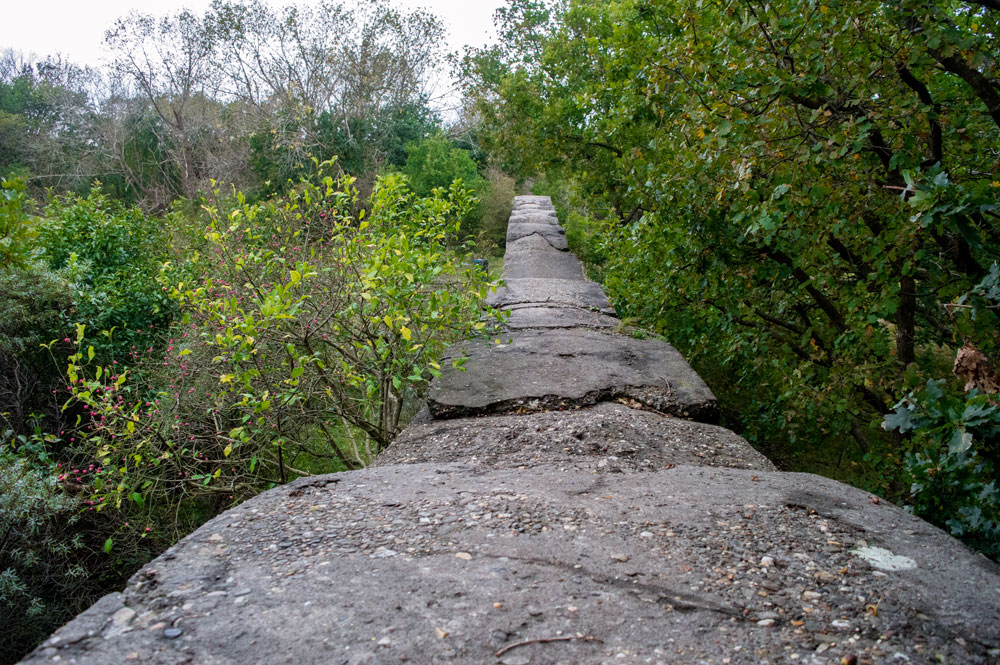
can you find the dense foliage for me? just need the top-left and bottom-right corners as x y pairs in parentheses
(0, 0), (461, 208)
(1, 6), (513, 662)
(61, 165), (496, 532)
(462, 0), (1000, 555)
(1, 164), (497, 663)
(0, 451), (89, 660)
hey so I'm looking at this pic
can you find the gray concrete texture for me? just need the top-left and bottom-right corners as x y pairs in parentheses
(502, 248), (585, 281)
(24, 465), (1000, 665)
(377, 402), (775, 472)
(487, 279), (615, 313)
(22, 194), (1000, 665)
(512, 195), (555, 208)
(502, 305), (620, 330)
(504, 233), (568, 255)
(427, 328), (718, 422)
(507, 224), (568, 251)
(508, 212), (561, 226)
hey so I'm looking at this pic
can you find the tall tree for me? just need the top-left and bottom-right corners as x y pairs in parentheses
(463, 0), (1000, 469)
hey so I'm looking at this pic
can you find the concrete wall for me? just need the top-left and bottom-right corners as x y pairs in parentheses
(21, 197), (1000, 665)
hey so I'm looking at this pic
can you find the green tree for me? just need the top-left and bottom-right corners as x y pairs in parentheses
(462, 0), (1000, 531)
(403, 133), (484, 197)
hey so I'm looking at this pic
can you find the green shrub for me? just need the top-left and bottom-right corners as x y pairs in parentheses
(0, 177), (36, 268)
(403, 134), (486, 236)
(884, 380), (1000, 560)
(0, 450), (92, 662)
(0, 264), (74, 434)
(60, 164), (500, 534)
(476, 167), (515, 254)
(403, 134), (484, 198)
(39, 185), (176, 359)
(0, 177), (76, 433)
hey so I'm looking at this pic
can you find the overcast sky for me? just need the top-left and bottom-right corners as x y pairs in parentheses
(0, 0), (505, 67)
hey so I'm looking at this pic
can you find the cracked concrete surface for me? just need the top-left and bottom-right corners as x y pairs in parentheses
(486, 279), (615, 314)
(22, 466), (1000, 665)
(506, 224), (568, 251)
(428, 328), (717, 422)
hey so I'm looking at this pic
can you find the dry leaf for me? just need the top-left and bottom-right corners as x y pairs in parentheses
(954, 343), (1000, 395)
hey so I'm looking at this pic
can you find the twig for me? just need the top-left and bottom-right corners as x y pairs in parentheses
(495, 634), (604, 658)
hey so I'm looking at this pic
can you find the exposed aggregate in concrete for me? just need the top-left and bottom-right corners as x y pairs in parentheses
(377, 402), (774, 472)
(24, 466), (1000, 665)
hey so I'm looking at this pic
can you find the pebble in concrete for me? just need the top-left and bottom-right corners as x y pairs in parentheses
(377, 402), (774, 471)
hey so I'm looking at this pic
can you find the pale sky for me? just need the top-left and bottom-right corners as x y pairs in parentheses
(1, 0), (505, 67)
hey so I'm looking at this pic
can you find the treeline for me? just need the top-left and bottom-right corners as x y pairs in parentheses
(1, 0), (510, 213)
(463, 0), (1000, 558)
(1, 3), (514, 662)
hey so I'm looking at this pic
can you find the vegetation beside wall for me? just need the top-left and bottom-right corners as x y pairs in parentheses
(462, 0), (1000, 559)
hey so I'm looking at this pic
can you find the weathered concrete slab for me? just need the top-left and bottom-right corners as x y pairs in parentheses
(504, 305), (620, 329)
(486, 278), (615, 313)
(512, 205), (555, 216)
(513, 195), (553, 207)
(507, 223), (568, 250)
(508, 212), (560, 225)
(377, 402), (774, 472)
(505, 233), (568, 254)
(428, 328), (717, 421)
(511, 206), (556, 216)
(502, 247), (585, 280)
(26, 464), (1000, 665)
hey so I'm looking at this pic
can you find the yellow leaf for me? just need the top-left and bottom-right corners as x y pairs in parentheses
(223, 445), (233, 458)
(696, 127), (706, 139)
(220, 374), (235, 384)
(383, 315), (394, 330)
(401, 326), (412, 341)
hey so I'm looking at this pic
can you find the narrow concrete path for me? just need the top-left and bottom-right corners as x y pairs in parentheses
(22, 197), (1000, 665)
